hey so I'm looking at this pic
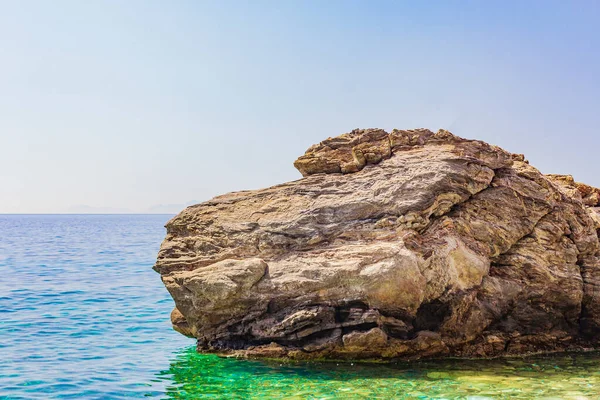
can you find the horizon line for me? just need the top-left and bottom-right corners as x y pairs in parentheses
(0, 213), (178, 215)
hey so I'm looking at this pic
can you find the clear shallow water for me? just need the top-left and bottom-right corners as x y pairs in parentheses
(2, 214), (600, 399)
(160, 350), (600, 399)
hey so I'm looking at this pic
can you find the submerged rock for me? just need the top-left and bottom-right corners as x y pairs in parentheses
(154, 128), (600, 360)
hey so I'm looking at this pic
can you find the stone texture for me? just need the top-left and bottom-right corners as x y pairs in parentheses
(155, 128), (600, 361)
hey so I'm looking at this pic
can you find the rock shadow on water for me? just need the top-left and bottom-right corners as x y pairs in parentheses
(155, 347), (600, 399)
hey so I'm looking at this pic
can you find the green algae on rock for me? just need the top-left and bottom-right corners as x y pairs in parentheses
(154, 128), (600, 360)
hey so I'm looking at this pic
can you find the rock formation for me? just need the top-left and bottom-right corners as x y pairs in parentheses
(155, 128), (600, 360)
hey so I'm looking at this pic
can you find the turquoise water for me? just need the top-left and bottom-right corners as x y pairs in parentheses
(2, 215), (600, 399)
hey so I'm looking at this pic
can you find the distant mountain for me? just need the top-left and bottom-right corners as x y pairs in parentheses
(65, 205), (134, 214)
(144, 201), (199, 214)
(63, 201), (199, 214)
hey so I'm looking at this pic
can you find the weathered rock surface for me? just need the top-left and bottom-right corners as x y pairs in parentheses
(155, 128), (600, 360)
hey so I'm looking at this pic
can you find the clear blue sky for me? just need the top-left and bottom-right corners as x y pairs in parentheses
(1, 0), (599, 213)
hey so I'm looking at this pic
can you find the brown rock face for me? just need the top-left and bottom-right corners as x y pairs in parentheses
(155, 128), (600, 360)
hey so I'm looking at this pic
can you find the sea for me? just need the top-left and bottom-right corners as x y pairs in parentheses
(1, 214), (600, 399)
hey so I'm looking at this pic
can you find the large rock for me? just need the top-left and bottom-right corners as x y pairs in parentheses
(155, 128), (600, 360)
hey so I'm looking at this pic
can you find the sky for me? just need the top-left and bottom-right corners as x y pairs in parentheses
(1, 0), (599, 213)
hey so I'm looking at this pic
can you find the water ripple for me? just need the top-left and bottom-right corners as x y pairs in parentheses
(0, 215), (191, 399)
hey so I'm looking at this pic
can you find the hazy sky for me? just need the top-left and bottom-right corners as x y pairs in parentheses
(1, 1), (599, 213)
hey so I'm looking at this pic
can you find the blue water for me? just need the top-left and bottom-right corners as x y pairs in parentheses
(3, 214), (600, 399)
(0, 215), (191, 399)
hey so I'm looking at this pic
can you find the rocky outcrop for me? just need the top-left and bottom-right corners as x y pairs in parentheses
(155, 128), (600, 360)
